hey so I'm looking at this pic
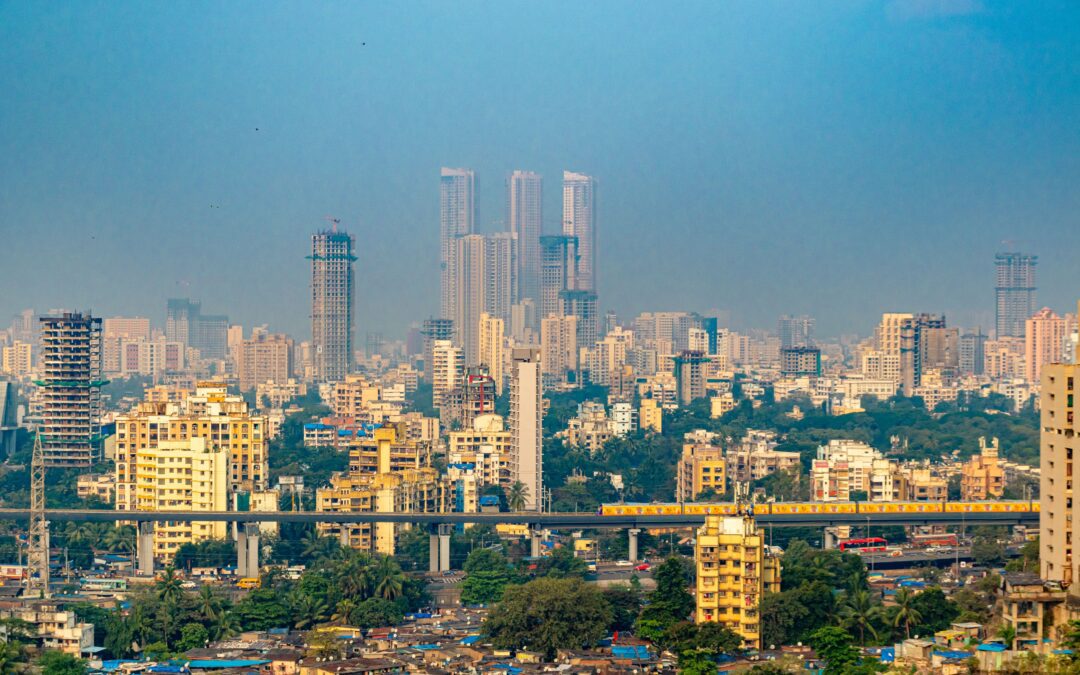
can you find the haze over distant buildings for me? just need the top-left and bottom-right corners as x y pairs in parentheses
(1, 2), (1078, 338)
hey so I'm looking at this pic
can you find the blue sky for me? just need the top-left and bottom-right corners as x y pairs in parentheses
(1, 1), (1078, 338)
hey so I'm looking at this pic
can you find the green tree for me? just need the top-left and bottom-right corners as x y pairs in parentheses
(601, 584), (643, 632)
(911, 587), (960, 635)
(0, 642), (26, 675)
(461, 548), (514, 605)
(839, 589), (882, 645)
(760, 591), (809, 648)
(998, 623), (1017, 650)
(176, 623), (209, 652)
(38, 651), (86, 675)
(677, 648), (718, 675)
(808, 626), (859, 675)
(483, 577), (612, 659)
(506, 481), (530, 512)
(232, 588), (290, 630)
(371, 555), (405, 601)
(351, 598), (404, 629)
(891, 588), (923, 639)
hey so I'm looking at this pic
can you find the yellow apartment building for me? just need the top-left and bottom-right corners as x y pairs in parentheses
(695, 515), (781, 650)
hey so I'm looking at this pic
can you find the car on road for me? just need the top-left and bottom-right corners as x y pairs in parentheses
(634, 563), (651, 572)
(615, 560), (632, 567)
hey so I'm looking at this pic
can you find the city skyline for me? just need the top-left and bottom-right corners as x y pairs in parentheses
(2, 2), (1079, 339)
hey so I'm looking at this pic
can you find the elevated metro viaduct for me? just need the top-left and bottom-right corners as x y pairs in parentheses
(0, 507), (1039, 577)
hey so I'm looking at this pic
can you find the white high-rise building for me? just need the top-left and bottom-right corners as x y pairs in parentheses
(510, 347), (543, 511)
(508, 171), (542, 305)
(562, 171), (596, 291)
(541, 314), (578, 386)
(431, 340), (464, 410)
(453, 233), (517, 365)
(441, 168), (476, 322)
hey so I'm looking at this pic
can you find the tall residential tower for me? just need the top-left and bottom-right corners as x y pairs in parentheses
(995, 252), (1037, 338)
(562, 171), (596, 291)
(508, 171), (542, 304)
(37, 312), (105, 466)
(441, 168), (476, 322)
(310, 228), (356, 382)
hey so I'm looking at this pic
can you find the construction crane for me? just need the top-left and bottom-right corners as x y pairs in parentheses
(26, 433), (49, 598)
(326, 216), (341, 232)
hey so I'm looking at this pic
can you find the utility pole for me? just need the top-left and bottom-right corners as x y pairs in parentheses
(27, 433), (50, 598)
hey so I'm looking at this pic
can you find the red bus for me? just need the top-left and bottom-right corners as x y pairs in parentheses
(839, 537), (888, 552)
(910, 533), (958, 548)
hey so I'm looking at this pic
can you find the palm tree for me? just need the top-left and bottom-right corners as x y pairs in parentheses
(196, 586), (222, 622)
(839, 590), (881, 645)
(291, 593), (329, 630)
(998, 624), (1017, 651)
(301, 530), (339, 562)
(372, 556), (405, 601)
(156, 567), (184, 605)
(891, 588), (923, 639)
(103, 525), (136, 554)
(506, 481), (529, 512)
(332, 599), (356, 625)
(209, 610), (240, 642)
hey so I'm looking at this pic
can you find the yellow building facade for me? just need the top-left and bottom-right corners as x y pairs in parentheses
(640, 398), (662, 433)
(114, 383), (267, 511)
(961, 437), (1006, 501)
(316, 425), (454, 555)
(134, 438), (228, 559)
(695, 515), (781, 650)
(676, 443), (727, 502)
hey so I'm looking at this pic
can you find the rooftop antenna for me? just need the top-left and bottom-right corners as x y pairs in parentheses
(326, 216), (341, 233)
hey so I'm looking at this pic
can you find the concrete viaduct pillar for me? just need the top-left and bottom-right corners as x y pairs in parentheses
(628, 528), (641, 563)
(137, 521), (155, 577)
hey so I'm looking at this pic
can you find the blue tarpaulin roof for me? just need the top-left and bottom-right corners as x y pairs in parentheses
(188, 661), (269, 669)
(100, 660), (141, 672)
(479, 496), (500, 506)
(460, 636), (480, 645)
(612, 645), (651, 660)
(879, 647), (895, 662)
(978, 643), (1007, 652)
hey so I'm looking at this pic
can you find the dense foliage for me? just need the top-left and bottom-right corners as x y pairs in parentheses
(103, 546), (424, 658)
(541, 390), (1039, 504)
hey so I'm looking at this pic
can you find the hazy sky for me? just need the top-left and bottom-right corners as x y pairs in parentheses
(2, 1), (1078, 340)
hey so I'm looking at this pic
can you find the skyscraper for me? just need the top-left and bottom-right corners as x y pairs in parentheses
(453, 233), (517, 365)
(562, 171), (596, 291)
(995, 252), (1037, 338)
(37, 312), (105, 466)
(510, 347), (543, 511)
(166, 298), (200, 347)
(539, 235), (579, 321)
(508, 170), (542, 305)
(441, 168), (476, 322)
(165, 299), (228, 361)
(777, 314), (815, 349)
(310, 228), (356, 382)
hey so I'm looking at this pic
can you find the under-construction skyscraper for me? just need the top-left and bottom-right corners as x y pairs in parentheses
(310, 228), (356, 382)
(36, 312), (105, 466)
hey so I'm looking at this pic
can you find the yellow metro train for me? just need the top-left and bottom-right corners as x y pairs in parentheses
(598, 500), (1040, 517)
